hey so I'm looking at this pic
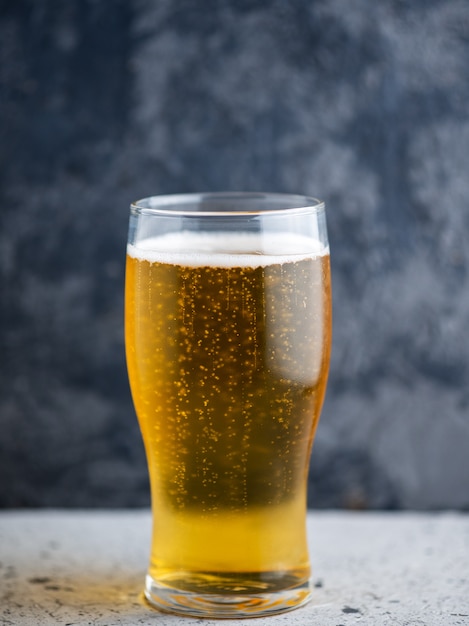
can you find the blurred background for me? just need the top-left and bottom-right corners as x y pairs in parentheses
(1, 0), (468, 510)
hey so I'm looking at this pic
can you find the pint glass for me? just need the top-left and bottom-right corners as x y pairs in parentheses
(125, 192), (331, 618)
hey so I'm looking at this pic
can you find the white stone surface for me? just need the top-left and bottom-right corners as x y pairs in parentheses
(0, 510), (468, 625)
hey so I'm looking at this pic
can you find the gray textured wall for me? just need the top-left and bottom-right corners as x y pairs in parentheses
(1, 0), (468, 509)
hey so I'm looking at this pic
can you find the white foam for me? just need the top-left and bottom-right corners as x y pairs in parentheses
(127, 231), (328, 268)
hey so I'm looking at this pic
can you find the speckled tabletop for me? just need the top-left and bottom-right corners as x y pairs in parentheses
(0, 511), (467, 625)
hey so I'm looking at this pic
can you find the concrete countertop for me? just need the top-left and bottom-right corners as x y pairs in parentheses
(0, 510), (467, 625)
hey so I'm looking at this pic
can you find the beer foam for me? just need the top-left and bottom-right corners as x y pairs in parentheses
(127, 231), (329, 267)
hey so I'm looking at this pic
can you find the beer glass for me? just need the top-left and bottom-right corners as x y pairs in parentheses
(125, 192), (331, 618)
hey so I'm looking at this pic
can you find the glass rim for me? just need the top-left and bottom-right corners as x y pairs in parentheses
(130, 192), (325, 218)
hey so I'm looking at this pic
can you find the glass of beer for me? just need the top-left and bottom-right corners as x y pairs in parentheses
(125, 192), (331, 618)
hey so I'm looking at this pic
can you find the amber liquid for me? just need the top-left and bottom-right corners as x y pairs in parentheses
(125, 233), (331, 595)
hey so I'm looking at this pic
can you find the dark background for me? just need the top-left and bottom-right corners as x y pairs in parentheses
(1, 0), (468, 510)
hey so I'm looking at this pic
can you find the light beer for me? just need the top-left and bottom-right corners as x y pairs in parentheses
(125, 231), (331, 598)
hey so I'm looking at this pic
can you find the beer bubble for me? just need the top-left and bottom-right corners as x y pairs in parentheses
(127, 231), (327, 267)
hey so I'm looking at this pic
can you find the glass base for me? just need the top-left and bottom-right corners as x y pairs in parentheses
(144, 574), (312, 618)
